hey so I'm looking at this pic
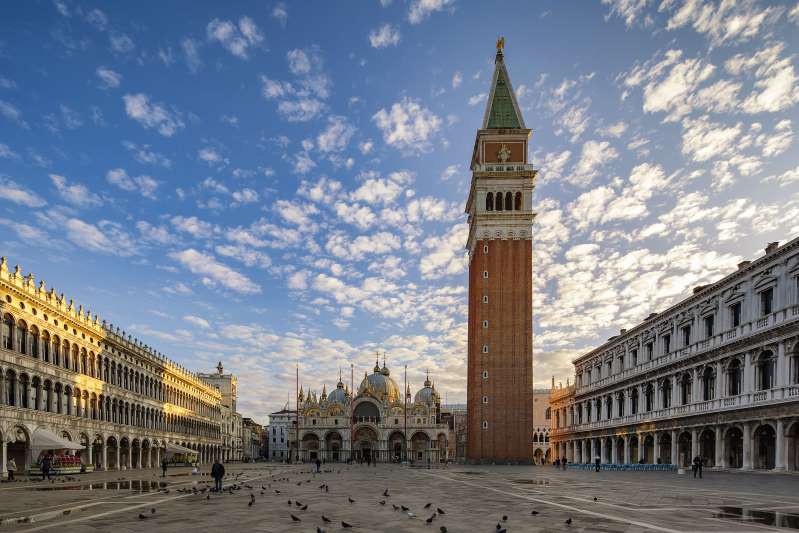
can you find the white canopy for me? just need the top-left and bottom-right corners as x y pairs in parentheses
(165, 442), (198, 455)
(31, 429), (85, 451)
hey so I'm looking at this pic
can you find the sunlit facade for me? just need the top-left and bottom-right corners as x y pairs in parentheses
(0, 257), (224, 478)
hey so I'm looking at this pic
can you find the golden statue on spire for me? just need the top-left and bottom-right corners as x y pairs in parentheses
(496, 36), (505, 51)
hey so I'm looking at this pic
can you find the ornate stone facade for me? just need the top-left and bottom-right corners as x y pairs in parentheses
(295, 362), (450, 463)
(0, 257), (227, 478)
(550, 239), (799, 471)
(466, 40), (535, 463)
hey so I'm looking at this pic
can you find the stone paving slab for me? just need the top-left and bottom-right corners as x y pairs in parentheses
(2, 464), (799, 532)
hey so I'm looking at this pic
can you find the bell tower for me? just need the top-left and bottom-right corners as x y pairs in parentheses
(465, 38), (535, 463)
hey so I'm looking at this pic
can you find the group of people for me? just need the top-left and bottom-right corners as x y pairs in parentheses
(551, 455), (706, 478)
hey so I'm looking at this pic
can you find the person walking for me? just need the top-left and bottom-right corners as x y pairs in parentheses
(41, 454), (53, 481)
(315, 458), (321, 473)
(6, 457), (17, 481)
(692, 456), (703, 479)
(594, 456), (601, 472)
(211, 458), (225, 492)
(161, 458), (168, 478)
(561, 456), (567, 471)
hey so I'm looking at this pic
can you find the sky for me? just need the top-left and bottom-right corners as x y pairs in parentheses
(1, 0), (799, 424)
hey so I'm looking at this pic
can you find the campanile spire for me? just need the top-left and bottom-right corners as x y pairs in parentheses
(465, 39), (536, 463)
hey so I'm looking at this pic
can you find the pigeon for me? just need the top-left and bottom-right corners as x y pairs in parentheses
(383, 489), (390, 497)
(151, 508), (156, 514)
(296, 501), (303, 507)
(440, 528), (448, 533)
(248, 500), (253, 507)
(593, 497), (598, 502)
(426, 514), (436, 523)
(424, 503), (432, 509)
(531, 510), (539, 515)
(502, 515), (508, 522)
(342, 521), (353, 528)
(138, 514), (148, 520)
(325, 486), (329, 493)
(392, 504), (400, 511)
(290, 514), (301, 522)
(496, 524), (502, 531)
(437, 508), (445, 515)
(275, 489), (281, 494)
(206, 495), (210, 500)
(407, 512), (416, 518)
(322, 515), (331, 523)
(565, 517), (573, 525)
(301, 504), (308, 511)
(401, 505), (409, 512)
(348, 497), (356, 504)
(288, 500), (293, 505)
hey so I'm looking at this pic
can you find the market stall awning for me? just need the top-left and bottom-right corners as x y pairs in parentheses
(31, 429), (85, 451)
(165, 442), (198, 455)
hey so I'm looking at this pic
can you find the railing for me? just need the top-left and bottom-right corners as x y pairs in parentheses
(726, 330), (737, 340)
(474, 163), (535, 173)
(757, 317), (769, 328)
(792, 305), (799, 317)
(752, 391), (767, 402)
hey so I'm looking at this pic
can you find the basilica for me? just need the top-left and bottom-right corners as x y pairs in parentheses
(295, 359), (451, 463)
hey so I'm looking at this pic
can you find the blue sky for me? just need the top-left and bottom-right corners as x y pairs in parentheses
(1, 0), (799, 423)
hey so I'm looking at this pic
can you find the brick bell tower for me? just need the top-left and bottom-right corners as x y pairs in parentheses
(465, 38), (535, 463)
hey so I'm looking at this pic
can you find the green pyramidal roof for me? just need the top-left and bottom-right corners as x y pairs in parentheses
(483, 54), (525, 129)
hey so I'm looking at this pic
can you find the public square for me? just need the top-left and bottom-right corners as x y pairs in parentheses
(2, 463), (799, 532)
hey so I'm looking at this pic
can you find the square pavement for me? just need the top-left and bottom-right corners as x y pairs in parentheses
(2, 463), (798, 532)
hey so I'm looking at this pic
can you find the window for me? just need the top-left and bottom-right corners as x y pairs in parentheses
(514, 191), (522, 210)
(631, 349), (638, 366)
(617, 354), (624, 372)
(483, 271), (488, 279)
(483, 244), (488, 254)
(482, 421), (488, 430)
(702, 368), (715, 401)
(481, 370), (488, 379)
(663, 334), (671, 355)
(729, 302), (742, 328)
(482, 320), (488, 328)
(681, 325), (691, 347)
(606, 360), (612, 376)
(645, 384), (654, 411)
(757, 351), (775, 390)
(646, 342), (653, 361)
(617, 392), (625, 417)
(760, 288), (774, 316)
(482, 396), (488, 404)
(482, 345), (488, 353)
(495, 192), (503, 211)
(605, 397), (612, 419)
(680, 374), (692, 405)
(704, 315), (714, 338)
(482, 295), (488, 303)
(662, 379), (672, 408)
(630, 389), (639, 414)
(727, 360), (742, 395)
(485, 192), (493, 211)
(545, 407), (551, 420)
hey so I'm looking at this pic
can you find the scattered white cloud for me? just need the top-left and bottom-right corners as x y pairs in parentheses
(105, 168), (159, 199)
(50, 174), (102, 207)
(184, 315), (210, 329)
(317, 115), (356, 152)
(123, 93), (184, 137)
(272, 2), (288, 26)
(451, 71), (462, 89)
(0, 177), (47, 207)
(419, 222), (468, 279)
(96, 66), (121, 89)
(122, 141), (171, 167)
(566, 140), (619, 186)
(372, 97), (442, 155)
(207, 16), (263, 59)
(170, 248), (261, 294)
(369, 24), (401, 48)
(408, 0), (454, 24)
(601, 0), (653, 28)
(181, 38), (203, 73)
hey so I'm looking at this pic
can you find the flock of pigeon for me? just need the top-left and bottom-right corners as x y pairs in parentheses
(127, 466), (586, 532)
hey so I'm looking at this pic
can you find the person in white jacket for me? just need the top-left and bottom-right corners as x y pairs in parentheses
(6, 458), (17, 481)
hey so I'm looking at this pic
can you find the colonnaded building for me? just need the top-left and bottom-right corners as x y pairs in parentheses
(0, 256), (253, 478)
(294, 361), (451, 463)
(550, 238), (799, 471)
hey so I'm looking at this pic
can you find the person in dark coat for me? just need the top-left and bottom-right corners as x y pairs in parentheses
(315, 458), (321, 473)
(211, 459), (225, 492)
(161, 458), (168, 477)
(692, 456), (703, 478)
(594, 456), (601, 472)
(41, 454), (53, 480)
(561, 457), (567, 470)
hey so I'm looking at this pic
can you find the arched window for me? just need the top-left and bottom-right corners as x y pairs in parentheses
(15, 320), (27, 354)
(757, 351), (775, 390)
(631, 389), (639, 414)
(1, 314), (12, 350)
(41, 331), (51, 362)
(62, 341), (70, 369)
(702, 367), (715, 401)
(617, 392), (625, 417)
(661, 379), (672, 408)
(53, 335), (61, 366)
(30, 326), (39, 358)
(505, 192), (512, 210)
(514, 191), (522, 210)
(545, 407), (551, 420)
(680, 373), (692, 405)
(727, 359), (742, 395)
(645, 384), (654, 411)
(605, 396), (612, 419)
(485, 192), (493, 211)
(495, 192), (503, 211)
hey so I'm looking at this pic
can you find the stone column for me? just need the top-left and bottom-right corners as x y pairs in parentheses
(776, 342), (787, 390)
(742, 423), (752, 470)
(670, 430), (678, 465)
(148, 447), (153, 469)
(87, 443), (93, 466)
(611, 438), (618, 464)
(671, 378), (678, 408)
(102, 443), (108, 471)
(637, 433), (645, 462)
(744, 352), (754, 394)
(691, 428), (698, 461)
(137, 446), (142, 469)
(775, 419), (785, 471)
(590, 439), (595, 463)
(1, 441), (6, 480)
(653, 431), (660, 463)
(623, 435), (630, 464)
(714, 427), (723, 468)
(599, 438), (605, 464)
(116, 445), (121, 471)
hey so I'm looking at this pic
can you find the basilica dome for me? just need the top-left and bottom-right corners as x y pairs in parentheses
(327, 379), (348, 404)
(358, 361), (401, 403)
(414, 375), (439, 404)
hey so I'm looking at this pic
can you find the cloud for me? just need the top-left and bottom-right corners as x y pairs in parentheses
(231, 188), (259, 204)
(601, 0), (653, 28)
(0, 100), (28, 128)
(184, 315), (210, 329)
(468, 93), (487, 106)
(372, 97), (442, 155)
(350, 171), (412, 205)
(105, 168), (159, 198)
(0, 144), (17, 159)
(726, 42), (799, 114)
(287, 49), (311, 75)
(96, 66), (121, 89)
(0, 177), (47, 207)
(50, 174), (102, 207)
(598, 121), (627, 137)
(65, 218), (137, 256)
(109, 32), (135, 53)
(369, 24), (401, 48)
(181, 38), (203, 73)
(451, 71), (462, 89)
(408, 0), (454, 24)
(680, 115), (741, 163)
(169, 248), (261, 294)
(123, 93), (184, 137)
(287, 270), (309, 290)
(275, 199), (318, 226)
(765, 165), (799, 187)
(207, 16), (263, 59)
(325, 231), (401, 260)
(122, 141), (171, 167)
(663, 0), (784, 48)
(419, 222), (468, 279)
(272, 3), (288, 26)
(198, 146), (226, 166)
(317, 115), (356, 152)
(566, 140), (618, 186)
(171, 215), (217, 238)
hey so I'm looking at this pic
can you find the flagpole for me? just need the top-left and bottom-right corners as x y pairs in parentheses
(404, 364), (408, 463)
(295, 364), (299, 463)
